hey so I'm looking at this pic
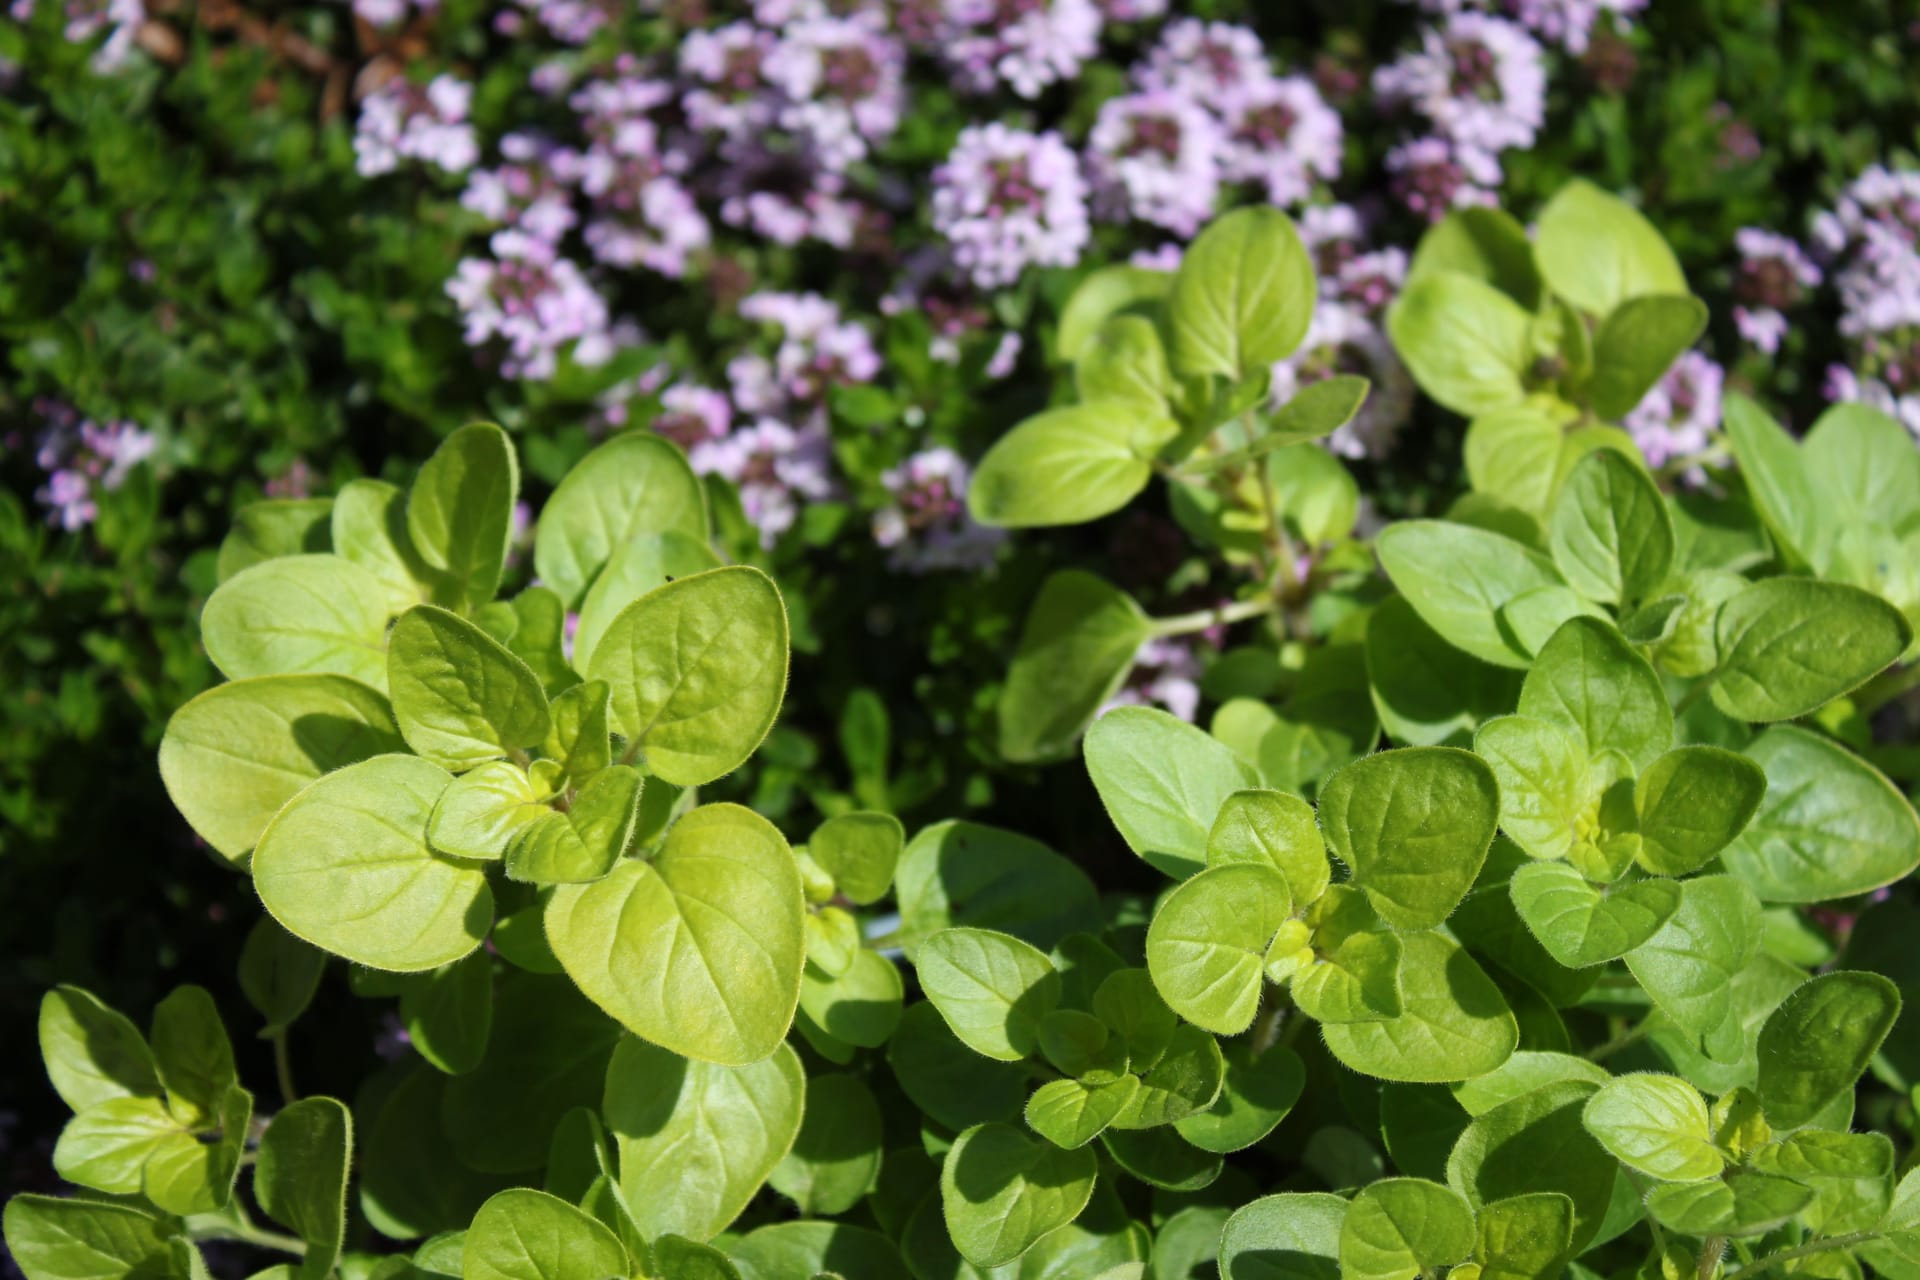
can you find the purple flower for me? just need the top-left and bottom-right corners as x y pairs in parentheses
(1218, 76), (1343, 206)
(462, 133), (581, 245)
(680, 22), (781, 140)
(650, 383), (734, 451)
(1624, 350), (1723, 475)
(733, 291), (882, 422)
(762, 15), (907, 172)
(689, 419), (835, 546)
(26, 0), (147, 69)
(870, 446), (1005, 572)
(985, 330), (1023, 380)
(30, 401), (156, 531)
(354, 74), (479, 177)
(1130, 243), (1184, 271)
(935, 0), (1104, 99)
(1385, 136), (1500, 221)
(1731, 228), (1820, 355)
(1100, 636), (1204, 722)
(1096, 0), (1165, 17)
(266, 458), (317, 500)
(932, 124), (1090, 289)
(1270, 302), (1414, 461)
(445, 231), (624, 381)
(512, 0), (623, 44)
(1404, 0), (1644, 55)
(1134, 20), (1275, 115)
(1810, 165), (1920, 436)
(1085, 90), (1224, 237)
(1374, 14), (1546, 160)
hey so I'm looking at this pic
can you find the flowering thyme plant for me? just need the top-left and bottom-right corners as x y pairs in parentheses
(8, 198), (1920, 1280)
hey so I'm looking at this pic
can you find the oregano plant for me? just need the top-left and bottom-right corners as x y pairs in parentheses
(9, 193), (1920, 1280)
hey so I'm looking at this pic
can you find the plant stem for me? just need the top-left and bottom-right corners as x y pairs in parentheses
(195, 1224), (308, 1257)
(270, 1029), (298, 1106)
(1585, 1019), (1652, 1062)
(1150, 596), (1275, 637)
(1721, 1233), (1881, 1280)
(1249, 997), (1288, 1057)
(1698, 1235), (1727, 1280)
(1674, 670), (1720, 716)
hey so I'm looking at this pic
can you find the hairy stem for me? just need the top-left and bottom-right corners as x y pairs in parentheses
(1585, 1019), (1652, 1063)
(1150, 596), (1276, 637)
(270, 1029), (299, 1106)
(1722, 1232), (1881, 1280)
(195, 1224), (308, 1257)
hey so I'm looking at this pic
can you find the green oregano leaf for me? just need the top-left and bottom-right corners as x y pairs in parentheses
(1517, 617), (1672, 772)
(1086, 706), (1257, 881)
(1533, 180), (1686, 317)
(253, 755), (492, 972)
(464, 1188), (628, 1280)
(1720, 726), (1920, 903)
(1547, 449), (1676, 605)
(1580, 1073), (1723, 1182)
(1446, 1081), (1615, 1254)
(1145, 864), (1291, 1035)
(1376, 521), (1565, 669)
(1321, 931), (1517, 1084)
(256, 1098), (352, 1280)
(914, 927), (1060, 1062)
(968, 404), (1179, 529)
(939, 1122), (1098, 1269)
(1755, 970), (1902, 1130)
(200, 555), (394, 689)
(1632, 746), (1767, 877)
(1709, 577), (1911, 722)
(1338, 1178), (1475, 1280)
(586, 566), (789, 787)
(504, 765), (642, 885)
(426, 761), (548, 862)
(388, 606), (552, 772)
(533, 432), (707, 610)
(1386, 273), (1534, 418)
(996, 571), (1151, 764)
(1318, 747), (1499, 930)
(603, 1036), (804, 1243)
(1473, 716), (1588, 862)
(1166, 206), (1316, 382)
(1508, 864), (1681, 968)
(399, 950), (494, 1076)
(1205, 789), (1330, 904)
(545, 803), (804, 1065)
(808, 812), (904, 906)
(405, 423), (519, 611)
(158, 674), (403, 864)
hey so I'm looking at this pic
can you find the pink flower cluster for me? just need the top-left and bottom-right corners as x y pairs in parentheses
(1085, 20), (1342, 234)
(1813, 166), (1920, 436)
(1374, 12), (1547, 219)
(353, 74), (480, 177)
(598, 292), (886, 549)
(1101, 635), (1205, 722)
(28, 400), (156, 531)
(13, 0), (146, 70)
(1624, 350), (1723, 477)
(1410, 0), (1645, 55)
(1732, 228), (1821, 355)
(870, 446), (1004, 573)
(931, 125), (1090, 290)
